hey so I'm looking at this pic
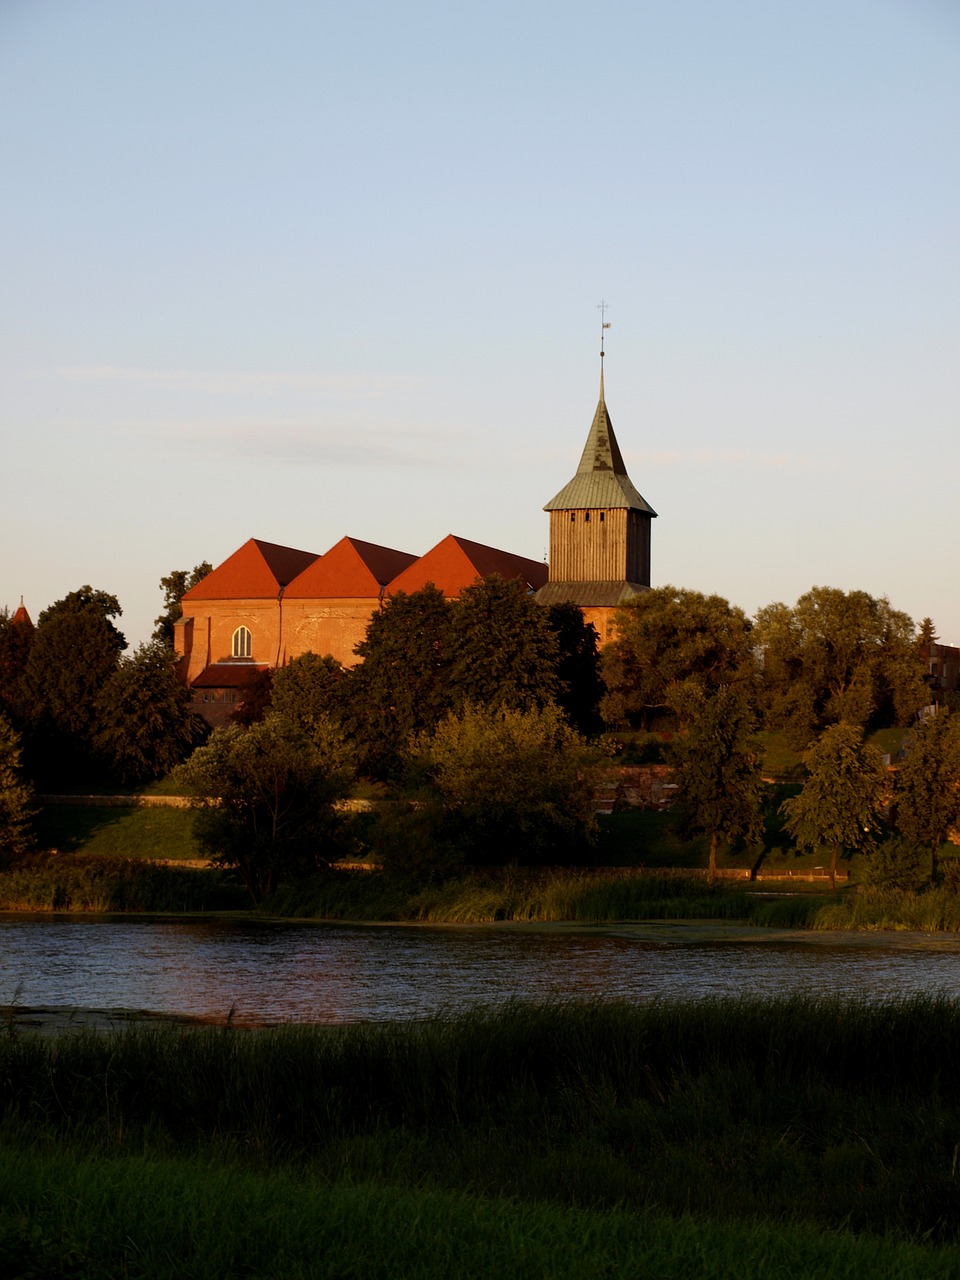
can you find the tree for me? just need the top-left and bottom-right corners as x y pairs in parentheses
(94, 642), (209, 783)
(448, 574), (559, 712)
(153, 562), (213, 647)
(19, 587), (127, 783)
(271, 652), (347, 741)
(175, 713), (355, 902)
(546, 602), (605, 735)
(669, 685), (764, 883)
(413, 702), (599, 865)
(348, 584), (455, 777)
(895, 709), (960, 884)
(755, 588), (926, 747)
(780, 722), (888, 888)
(0, 714), (34, 864)
(0, 605), (34, 726)
(601, 587), (755, 731)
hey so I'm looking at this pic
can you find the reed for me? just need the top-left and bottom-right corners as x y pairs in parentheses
(4, 996), (960, 1242)
(0, 853), (246, 913)
(812, 885), (960, 932)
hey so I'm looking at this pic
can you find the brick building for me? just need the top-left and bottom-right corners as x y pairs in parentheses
(175, 361), (655, 724)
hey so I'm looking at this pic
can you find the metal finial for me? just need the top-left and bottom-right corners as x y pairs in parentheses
(597, 298), (611, 361)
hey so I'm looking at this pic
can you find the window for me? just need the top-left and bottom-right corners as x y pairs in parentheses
(585, 511), (590, 522)
(232, 626), (252, 658)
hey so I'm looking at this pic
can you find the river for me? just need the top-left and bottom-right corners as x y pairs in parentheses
(4, 916), (960, 1030)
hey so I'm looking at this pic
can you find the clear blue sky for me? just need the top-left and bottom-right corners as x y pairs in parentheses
(2, 0), (958, 647)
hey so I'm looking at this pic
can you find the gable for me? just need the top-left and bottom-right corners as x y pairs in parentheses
(183, 539), (320, 601)
(387, 534), (548, 598)
(285, 537), (418, 599)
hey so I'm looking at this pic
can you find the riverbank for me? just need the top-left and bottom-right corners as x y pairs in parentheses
(3, 996), (960, 1277)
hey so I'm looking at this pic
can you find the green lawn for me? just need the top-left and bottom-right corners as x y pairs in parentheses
(34, 804), (202, 861)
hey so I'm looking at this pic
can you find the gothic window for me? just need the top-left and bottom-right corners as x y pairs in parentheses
(232, 626), (252, 658)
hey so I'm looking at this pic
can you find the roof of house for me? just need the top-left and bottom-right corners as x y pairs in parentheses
(191, 662), (271, 689)
(11, 597), (32, 628)
(285, 537), (418, 599)
(182, 539), (320, 601)
(543, 371), (657, 515)
(386, 534), (548, 598)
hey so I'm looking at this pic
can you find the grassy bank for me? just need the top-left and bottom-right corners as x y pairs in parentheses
(0, 852), (247, 912)
(3, 996), (960, 1266)
(34, 802), (202, 860)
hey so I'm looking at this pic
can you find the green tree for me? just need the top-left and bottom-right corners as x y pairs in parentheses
(755, 588), (925, 747)
(449, 574), (559, 712)
(669, 685), (764, 883)
(546, 602), (605, 735)
(348, 584), (455, 777)
(20, 587), (127, 783)
(780, 722), (888, 888)
(271, 652), (347, 741)
(175, 713), (355, 902)
(0, 714), (34, 863)
(153, 562), (213, 647)
(895, 709), (960, 884)
(0, 605), (34, 726)
(601, 587), (755, 731)
(414, 702), (599, 866)
(94, 642), (210, 784)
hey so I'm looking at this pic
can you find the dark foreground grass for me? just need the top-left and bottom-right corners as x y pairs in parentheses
(2, 1149), (957, 1280)
(4, 996), (960, 1249)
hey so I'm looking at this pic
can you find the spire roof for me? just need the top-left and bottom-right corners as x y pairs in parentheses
(543, 372), (657, 516)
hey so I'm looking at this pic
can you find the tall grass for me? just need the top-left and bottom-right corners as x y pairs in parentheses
(5, 996), (960, 1242)
(0, 853), (247, 912)
(812, 884), (960, 931)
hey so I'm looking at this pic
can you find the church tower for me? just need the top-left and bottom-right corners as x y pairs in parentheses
(534, 343), (656, 642)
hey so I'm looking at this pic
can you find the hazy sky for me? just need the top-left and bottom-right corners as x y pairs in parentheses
(2, 0), (958, 648)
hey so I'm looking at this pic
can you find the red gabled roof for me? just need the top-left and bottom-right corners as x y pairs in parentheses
(183, 539), (320, 601)
(386, 534), (548, 598)
(191, 663), (271, 689)
(285, 537), (418, 599)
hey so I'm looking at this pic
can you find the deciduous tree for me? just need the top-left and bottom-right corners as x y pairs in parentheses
(895, 709), (960, 884)
(414, 702), (599, 865)
(175, 713), (355, 902)
(669, 685), (764, 882)
(546, 602), (604, 735)
(94, 641), (209, 783)
(0, 714), (34, 863)
(271, 652), (347, 742)
(780, 722), (887, 888)
(755, 588), (925, 747)
(601, 587), (755, 730)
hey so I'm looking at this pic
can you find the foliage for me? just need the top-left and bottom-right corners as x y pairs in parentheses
(413, 702), (599, 865)
(448, 574), (559, 712)
(270, 651), (347, 740)
(669, 686), (764, 880)
(545, 601), (605, 734)
(230, 667), (274, 726)
(0, 851), (245, 912)
(0, 714), (34, 863)
(856, 836), (924, 892)
(19, 586), (127, 783)
(152, 562), (213, 647)
(780, 722), (888, 887)
(348, 583), (454, 776)
(93, 642), (209, 783)
(755, 587), (926, 747)
(0, 604), (34, 725)
(894, 708), (960, 883)
(175, 713), (355, 901)
(601, 586), (755, 730)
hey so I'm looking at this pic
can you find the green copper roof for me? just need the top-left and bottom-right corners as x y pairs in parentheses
(544, 371), (657, 516)
(534, 581), (649, 607)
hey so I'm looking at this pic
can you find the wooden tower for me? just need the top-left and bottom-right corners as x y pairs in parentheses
(534, 360), (656, 641)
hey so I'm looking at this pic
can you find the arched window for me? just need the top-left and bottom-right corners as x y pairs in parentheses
(232, 626), (252, 658)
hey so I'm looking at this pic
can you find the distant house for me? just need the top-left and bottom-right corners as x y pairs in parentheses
(919, 641), (960, 694)
(174, 358), (657, 725)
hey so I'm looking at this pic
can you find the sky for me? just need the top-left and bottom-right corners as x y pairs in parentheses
(2, 0), (958, 649)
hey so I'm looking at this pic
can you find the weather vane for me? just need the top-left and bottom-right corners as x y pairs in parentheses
(597, 299), (612, 361)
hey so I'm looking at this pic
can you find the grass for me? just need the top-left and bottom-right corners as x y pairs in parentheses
(3, 1149), (959, 1280)
(5, 995), (960, 1256)
(0, 852), (247, 912)
(34, 803), (202, 861)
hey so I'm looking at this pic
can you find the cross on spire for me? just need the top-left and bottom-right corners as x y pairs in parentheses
(597, 299), (611, 361)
